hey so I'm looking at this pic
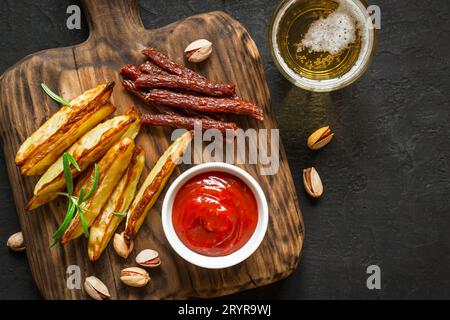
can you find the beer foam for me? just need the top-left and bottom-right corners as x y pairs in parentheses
(297, 0), (362, 55)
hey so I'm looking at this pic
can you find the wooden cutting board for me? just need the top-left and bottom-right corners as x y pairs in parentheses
(0, 0), (304, 299)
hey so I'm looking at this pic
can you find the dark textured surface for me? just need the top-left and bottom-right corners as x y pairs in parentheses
(0, 0), (449, 300)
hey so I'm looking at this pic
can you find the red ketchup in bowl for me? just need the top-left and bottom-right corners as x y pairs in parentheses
(172, 172), (258, 257)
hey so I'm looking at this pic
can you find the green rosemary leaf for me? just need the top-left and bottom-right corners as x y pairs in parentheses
(112, 211), (128, 217)
(79, 210), (89, 238)
(55, 201), (75, 236)
(50, 239), (58, 248)
(78, 188), (85, 204)
(51, 157), (99, 245)
(41, 83), (71, 107)
(51, 157), (98, 246)
(50, 201), (76, 247)
(83, 163), (99, 201)
(65, 153), (81, 172)
(62, 153), (74, 196)
(51, 202), (74, 240)
(77, 189), (89, 238)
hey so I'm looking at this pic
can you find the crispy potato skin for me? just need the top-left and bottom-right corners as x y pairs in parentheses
(26, 192), (59, 211)
(122, 106), (141, 140)
(124, 131), (192, 240)
(61, 138), (135, 243)
(33, 112), (138, 198)
(88, 146), (145, 261)
(16, 82), (114, 174)
(21, 103), (115, 176)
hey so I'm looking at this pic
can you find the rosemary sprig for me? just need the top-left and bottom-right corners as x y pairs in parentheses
(41, 83), (71, 107)
(50, 153), (99, 247)
(50, 201), (75, 248)
(62, 152), (78, 195)
(77, 189), (89, 238)
(65, 152), (80, 171)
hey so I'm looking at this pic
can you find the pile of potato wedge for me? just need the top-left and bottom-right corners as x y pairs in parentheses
(15, 82), (192, 261)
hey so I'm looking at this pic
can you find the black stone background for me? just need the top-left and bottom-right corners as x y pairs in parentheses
(0, 0), (449, 300)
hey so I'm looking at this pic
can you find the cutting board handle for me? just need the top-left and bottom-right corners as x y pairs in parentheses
(81, 0), (145, 40)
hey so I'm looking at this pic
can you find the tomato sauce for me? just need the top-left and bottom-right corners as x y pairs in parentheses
(172, 172), (258, 257)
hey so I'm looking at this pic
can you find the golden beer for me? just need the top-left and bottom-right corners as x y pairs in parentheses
(269, 0), (376, 92)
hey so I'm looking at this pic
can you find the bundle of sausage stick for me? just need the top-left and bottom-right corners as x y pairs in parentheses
(121, 48), (263, 133)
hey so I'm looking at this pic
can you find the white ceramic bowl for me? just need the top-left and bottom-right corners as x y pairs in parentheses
(162, 162), (269, 269)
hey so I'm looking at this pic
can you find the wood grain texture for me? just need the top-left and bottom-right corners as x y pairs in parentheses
(0, 0), (304, 299)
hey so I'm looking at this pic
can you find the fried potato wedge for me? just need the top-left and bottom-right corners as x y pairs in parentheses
(26, 192), (60, 211)
(61, 137), (135, 244)
(124, 131), (192, 240)
(32, 109), (139, 199)
(16, 82), (115, 176)
(121, 106), (141, 141)
(88, 146), (145, 261)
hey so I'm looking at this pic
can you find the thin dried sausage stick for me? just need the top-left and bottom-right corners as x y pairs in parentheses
(139, 61), (169, 75)
(121, 64), (140, 80)
(135, 73), (236, 97)
(134, 63), (228, 120)
(141, 113), (238, 133)
(121, 65), (207, 116)
(122, 80), (215, 120)
(121, 65), (226, 120)
(144, 89), (263, 120)
(122, 63), (167, 80)
(142, 47), (205, 80)
(122, 80), (178, 116)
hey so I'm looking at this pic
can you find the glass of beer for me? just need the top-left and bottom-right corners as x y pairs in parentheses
(269, 0), (376, 92)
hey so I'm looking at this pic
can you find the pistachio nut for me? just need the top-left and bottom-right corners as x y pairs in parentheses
(7, 232), (25, 251)
(136, 249), (161, 268)
(185, 39), (213, 63)
(303, 167), (323, 198)
(307, 126), (334, 150)
(113, 232), (134, 259)
(84, 276), (110, 300)
(120, 267), (150, 287)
